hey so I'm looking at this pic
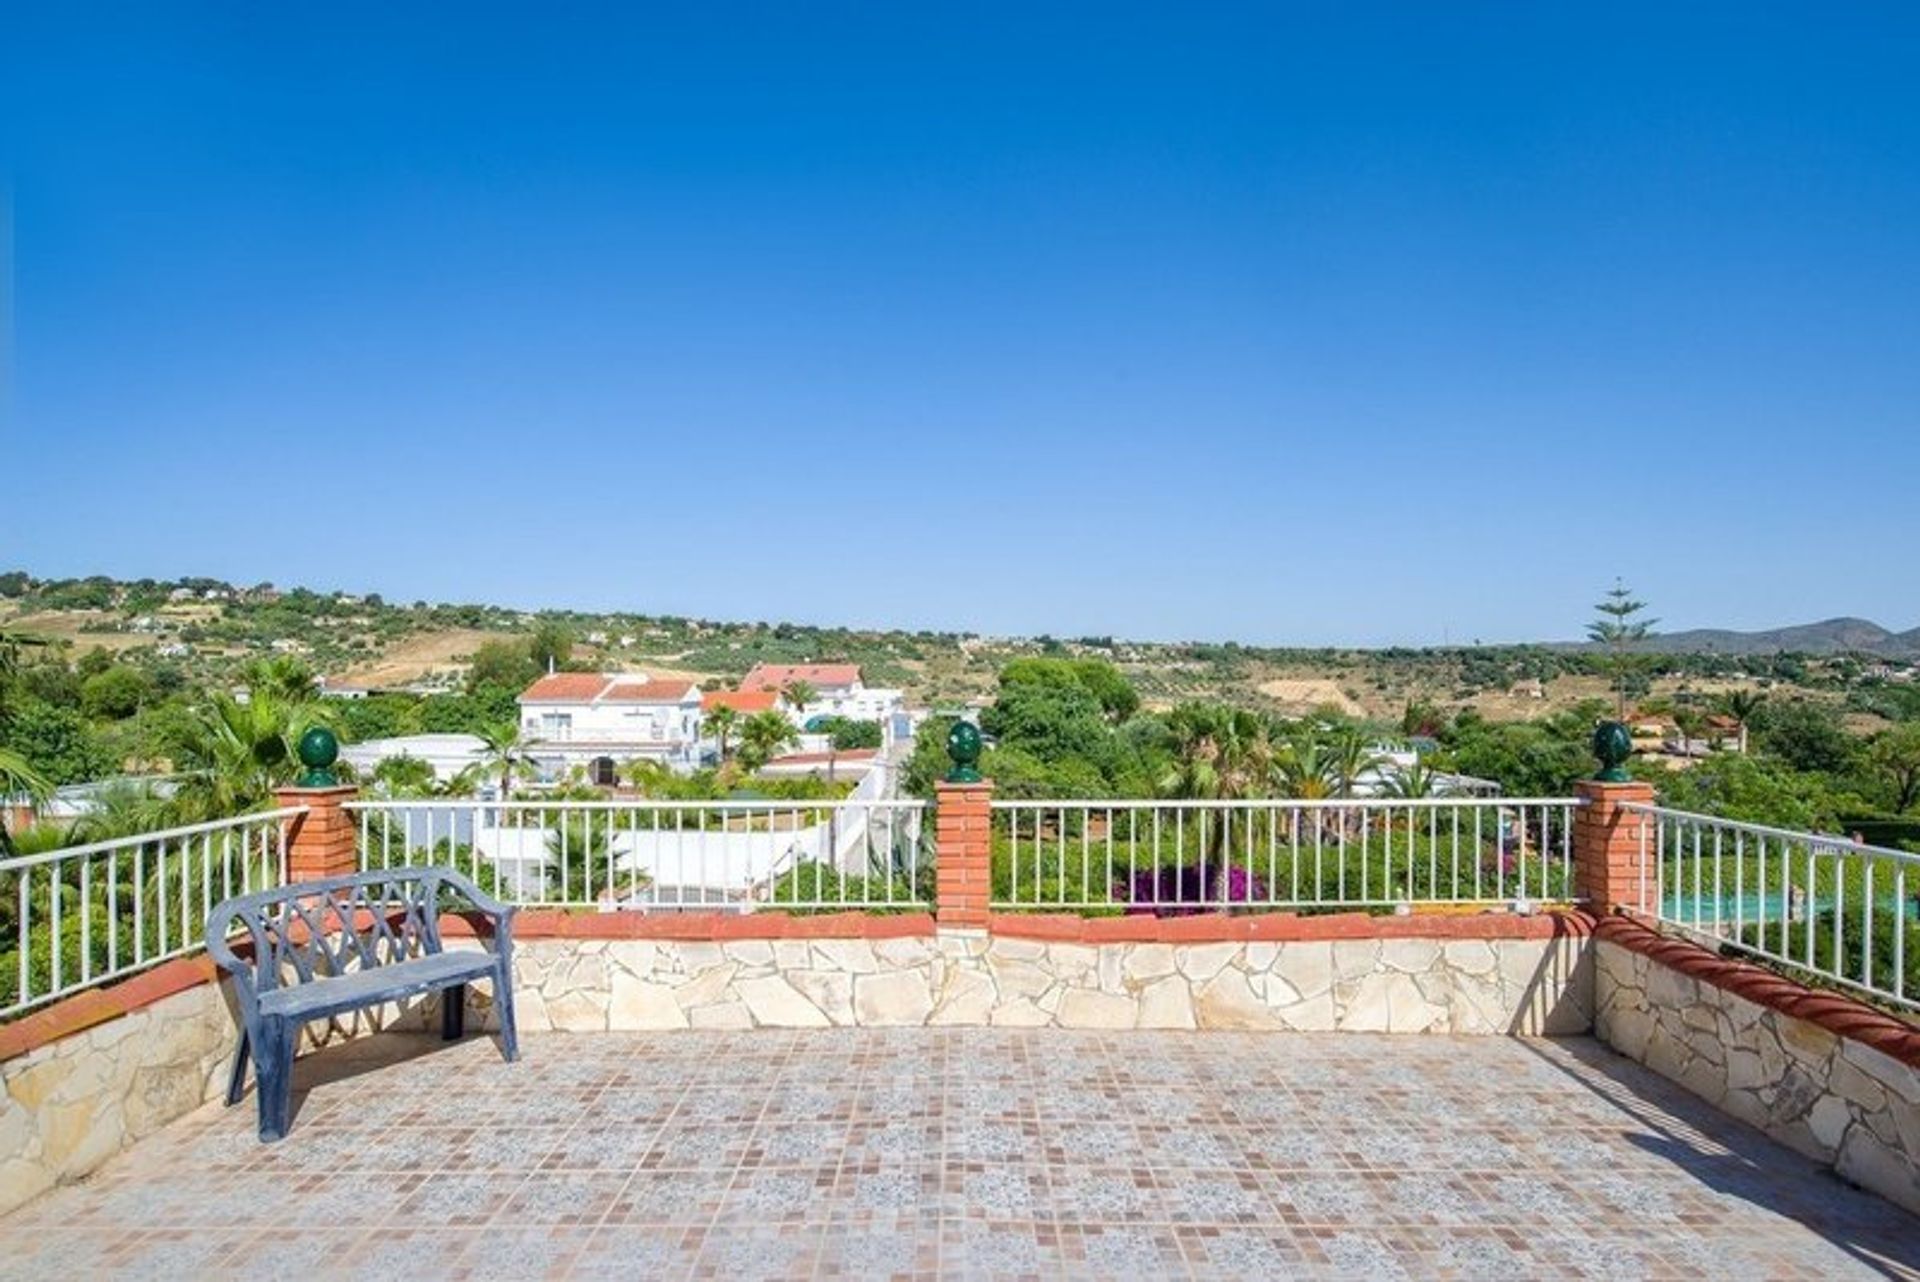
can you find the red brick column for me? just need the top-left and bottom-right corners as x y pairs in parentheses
(1572, 779), (1656, 914)
(934, 780), (993, 931)
(272, 785), (361, 882)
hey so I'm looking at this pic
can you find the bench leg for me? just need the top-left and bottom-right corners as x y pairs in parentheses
(224, 1029), (251, 1107)
(255, 1017), (295, 1142)
(494, 965), (519, 1062)
(442, 983), (467, 1040)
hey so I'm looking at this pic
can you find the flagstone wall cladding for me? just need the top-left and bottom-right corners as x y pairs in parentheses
(1594, 936), (1920, 1215)
(450, 933), (1595, 1037)
(0, 982), (229, 1215)
(0, 973), (422, 1218)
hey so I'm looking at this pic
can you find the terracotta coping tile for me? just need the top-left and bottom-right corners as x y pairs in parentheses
(0, 955), (221, 1064)
(986, 909), (1593, 944)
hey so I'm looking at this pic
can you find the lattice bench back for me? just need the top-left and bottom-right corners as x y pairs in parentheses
(208, 868), (461, 993)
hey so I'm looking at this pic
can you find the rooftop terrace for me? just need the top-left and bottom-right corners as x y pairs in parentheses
(3, 1029), (1914, 1280)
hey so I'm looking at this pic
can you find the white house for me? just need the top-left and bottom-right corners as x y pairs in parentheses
(737, 663), (905, 733)
(339, 733), (488, 784)
(518, 672), (705, 775)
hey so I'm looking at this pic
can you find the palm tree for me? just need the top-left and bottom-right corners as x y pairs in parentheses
(475, 721), (536, 800)
(1274, 732), (1340, 801)
(543, 810), (618, 904)
(1715, 689), (1765, 755)
(705, 704), (741, 764)
(1381, 758), (1439, 799)
(240, 655), (319, 704)
(166, 684), (323, 822)
(1325, 725), (1381, 798)
(782, 680), (817, 731)
(621, 758), (679, 797)
(738, 710), (798, 772)
(65, 779), (169, 843)
(1157, 706), (1277, 873)
(0, 747), (52, 857)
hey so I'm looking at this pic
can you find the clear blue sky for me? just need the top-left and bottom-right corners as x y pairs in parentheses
(4, 5), (1916, 645)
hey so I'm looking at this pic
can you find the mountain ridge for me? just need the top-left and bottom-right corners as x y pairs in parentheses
(1625, 617), (1920, 659)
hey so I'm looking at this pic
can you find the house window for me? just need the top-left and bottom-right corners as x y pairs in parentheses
(541, 713), (573, 741)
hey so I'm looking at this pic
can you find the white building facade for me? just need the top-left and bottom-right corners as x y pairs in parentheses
(518, 673), (705, 776)
(737, 663), (906, 736)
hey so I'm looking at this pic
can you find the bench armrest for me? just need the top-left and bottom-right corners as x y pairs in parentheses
(204, 909), (260, 1005)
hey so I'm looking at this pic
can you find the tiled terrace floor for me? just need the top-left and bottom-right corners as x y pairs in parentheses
(1, 1031), (1914, 1281)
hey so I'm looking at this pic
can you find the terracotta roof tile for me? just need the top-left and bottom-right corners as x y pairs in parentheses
(520, 673), (697, 703)
(519, 673), (612, 702)
(702, 690), (780, 713)
(603, 680), (698, 704)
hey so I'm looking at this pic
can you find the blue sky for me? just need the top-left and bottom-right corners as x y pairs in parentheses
(4, 5), (1916, 645)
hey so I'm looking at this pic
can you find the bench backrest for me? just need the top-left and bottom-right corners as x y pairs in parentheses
(206, 867), (457, 996)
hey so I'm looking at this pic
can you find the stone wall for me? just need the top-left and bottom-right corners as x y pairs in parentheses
(1594, 932), (1920, 1215)
(0, 980), (234, 1215)
(450, 931), (1592, 1036)
(0, 964), (418, 1218)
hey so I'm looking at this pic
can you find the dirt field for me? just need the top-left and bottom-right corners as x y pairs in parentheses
(0, 609), (156, 654)
(336, 628), (499, 686)
(1255, 677), (1366, 716)
(339, 629), (724, 688)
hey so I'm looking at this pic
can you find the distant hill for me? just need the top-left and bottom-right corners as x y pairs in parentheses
(1637, 617), (1920, 659)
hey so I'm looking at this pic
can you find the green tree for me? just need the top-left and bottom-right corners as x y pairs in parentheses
(1753, 700), (1857, 775)
(466, 639), (539, 696)
(80, 666), (155, 720)
(998, 657), (1138, 723)
(1865, 723), (1920, 814)
(903, 716), (957, 797)
(2, 701), (114, 785)
(1653, 752), (1855, 831)
(528, 620), (573, 674)
(1587, 579), (1657, 717)
(818, 717), (882, 751)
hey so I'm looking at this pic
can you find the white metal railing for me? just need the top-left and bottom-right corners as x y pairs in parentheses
(345, 799), (929, 912)
(0, 808), (302, 1019)
(1626, 805), (1918, 1012)
(989, 798), (1576, 912)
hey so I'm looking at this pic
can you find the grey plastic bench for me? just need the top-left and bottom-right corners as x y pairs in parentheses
(205, 866), (519, 1141)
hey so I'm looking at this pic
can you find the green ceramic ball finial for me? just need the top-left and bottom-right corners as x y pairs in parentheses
(945, 720), (983, 784)
(1591, 720), (1633, 783)
(296, 725), (341, 788)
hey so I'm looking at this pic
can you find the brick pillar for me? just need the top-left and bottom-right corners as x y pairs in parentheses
(934, 780), (993, 932)
(1572, 779), (1656, 914)
(273, 785), (360, 883)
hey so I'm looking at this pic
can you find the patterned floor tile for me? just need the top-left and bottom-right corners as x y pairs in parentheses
(0, 1030), (1911, 1281)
